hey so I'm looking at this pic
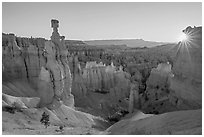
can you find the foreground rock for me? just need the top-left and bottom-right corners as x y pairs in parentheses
(105, 109), (201, 135)
(2, 106), (107, 135)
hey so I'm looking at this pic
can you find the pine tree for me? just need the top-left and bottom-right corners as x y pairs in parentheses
(40, 112), (50, 128)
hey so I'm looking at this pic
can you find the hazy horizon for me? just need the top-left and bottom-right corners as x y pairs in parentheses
(2, 2), (202, 42)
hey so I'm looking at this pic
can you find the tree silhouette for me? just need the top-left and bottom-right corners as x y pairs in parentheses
(40, 112), (50, 128)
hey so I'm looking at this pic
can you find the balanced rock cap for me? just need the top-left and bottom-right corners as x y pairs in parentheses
(51, 19), (59, 28)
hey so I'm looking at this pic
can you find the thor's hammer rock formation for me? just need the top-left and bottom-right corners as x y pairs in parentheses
(38, 19), (74, 109)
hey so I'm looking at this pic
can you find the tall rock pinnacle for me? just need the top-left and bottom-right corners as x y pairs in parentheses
(38, 19), (74, 109)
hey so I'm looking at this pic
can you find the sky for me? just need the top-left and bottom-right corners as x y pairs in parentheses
(2, 2), (202, 42)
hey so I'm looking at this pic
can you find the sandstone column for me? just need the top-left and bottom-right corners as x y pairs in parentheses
(38, 19), (74, 109)
(128, 82), (139, 113)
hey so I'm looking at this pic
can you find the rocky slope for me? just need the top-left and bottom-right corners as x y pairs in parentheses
(2, 19), (109, 134)
(170, 26), (202, 108)
(107, 26), (202, 135)
(105, 109), (202, 135)
(2, 22), (202, 135)
(139, 26), (202, 114)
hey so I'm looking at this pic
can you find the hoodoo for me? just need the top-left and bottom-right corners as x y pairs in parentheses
(2, 18), (202, 135)
(38, 19), (74, 109)
(2, 20), (109, 133)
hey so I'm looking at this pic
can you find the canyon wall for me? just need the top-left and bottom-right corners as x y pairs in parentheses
(140, 62), (175, 114)
(2, 34), (45, 98)
(71, 60), (131, 117)
(2, 19), (74, 108)
(3, 20), (201, 122)
(2, 20), (110, 128)
(169, 26), (202, 109)
(2, 23), (132, 119)
(140, 26), (202, 114)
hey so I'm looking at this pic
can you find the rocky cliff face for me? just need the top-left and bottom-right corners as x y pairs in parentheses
(140, 62), (175, 114)
(2, 33), (46, 82)
(140, 26), (202, 114)
(38, 19), (74, 109)
(2, 33), (45, 99)
(2, 20), (109, 129)
(70, 60), (131, 117)
(3, 19), (74, 109)
(128, 82), (140, 113)
(169, 26), (202, 109)
(2, 29), (132, 119)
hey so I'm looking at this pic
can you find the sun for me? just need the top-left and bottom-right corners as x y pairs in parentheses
(178, 32), (188, 42)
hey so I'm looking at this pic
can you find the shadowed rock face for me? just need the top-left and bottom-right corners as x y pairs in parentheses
(2, 34), (46, 83)
(2, 34), (46, 101)
(169, 26), (202, 109)
(173, 26), (202, 81)
(128, 82), (139, 113)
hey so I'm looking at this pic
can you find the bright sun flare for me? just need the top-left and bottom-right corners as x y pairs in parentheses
(178, 33), (188, 42)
